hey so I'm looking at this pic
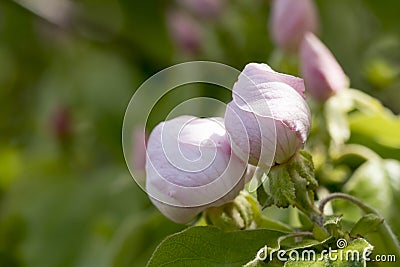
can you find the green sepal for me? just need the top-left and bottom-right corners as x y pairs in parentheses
(261, 151), (318, 214)
(204, 191), (294, 233)
(350, 213), (384, 237)
(267, 165), (296, 208)
(324, 215), (343, 238)
(203, 191), (257, 231)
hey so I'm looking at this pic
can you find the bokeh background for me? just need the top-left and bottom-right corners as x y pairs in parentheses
(1, 0), (400, 266)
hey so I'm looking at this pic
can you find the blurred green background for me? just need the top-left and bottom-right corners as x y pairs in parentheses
(0, 0), (400, 266)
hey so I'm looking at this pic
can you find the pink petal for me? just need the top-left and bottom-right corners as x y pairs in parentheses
(270, 0), (318, 51)
(300, 32), (349, 102)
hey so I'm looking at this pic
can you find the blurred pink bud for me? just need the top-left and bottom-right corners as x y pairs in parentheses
(225, 63), (311, 166)
(270, 0), (318, 52)
(176, 0), (225, 19)
(300, 32), (349, 102)
(166, 10), (203, 55)
(131, 126), (147, 172)
(145, 116), (247, 223)
(51, 106), (72, 140)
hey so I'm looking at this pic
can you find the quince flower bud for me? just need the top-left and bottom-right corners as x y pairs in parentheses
(166, 9), (202, 55)
(270, 0), (318, 52)
(300, 32), (349, 102)
(145, 116), (247, 223)
(224, 63), (311, 167)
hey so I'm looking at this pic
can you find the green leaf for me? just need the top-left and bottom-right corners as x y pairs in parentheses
(284, 236), (334, 252)
(291, 151), (318, 191)
(257, 216), (294, 233)
(147, 226), (285, 267)
(284, 259), (326, 266)
(328, 238), (373, 266)
(312, 224), (329, 242)
(341, 159), (393, 220)
(325, 88), (396, 147)
(259, 151), (318, 218)
(248, 234), (334, 267)
(350, 214), (384, 237)
(284, 238), (373, 267)
(246, 234), (333, 267)
(347, 89), (385, 114)
(287, 152), (318, 217)
(325, 91), (353, 145)
(267, 166), (296, 208)
(237, 192), (293, 232)
(349, 112), (400, 151)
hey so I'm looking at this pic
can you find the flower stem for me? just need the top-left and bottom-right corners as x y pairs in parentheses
(330, 144), (380, 162)
(319, 193), (400, 258)
(319, 192), (375, 214)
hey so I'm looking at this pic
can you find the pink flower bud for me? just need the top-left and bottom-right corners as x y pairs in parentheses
(270, 0), (318, 52)
(166, 9), (203, 55)
(176, 0), (225, 19)
(224, 63), (311, 167)
(50, 106), (72, 141)
(145, 116), (247, 223)
(300, 32), (349, 102)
